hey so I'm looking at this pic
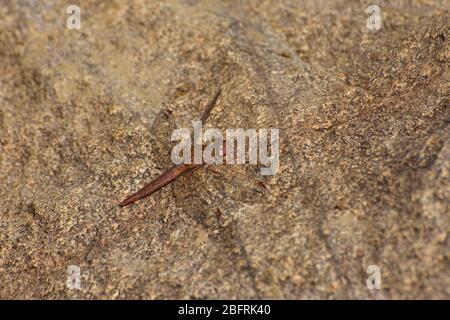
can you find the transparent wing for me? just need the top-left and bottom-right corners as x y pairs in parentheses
(174, 161), (270, 207)
(204, 164), (270, 199)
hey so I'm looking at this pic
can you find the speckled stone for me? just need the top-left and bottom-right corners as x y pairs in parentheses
(0, 0), (448, 299)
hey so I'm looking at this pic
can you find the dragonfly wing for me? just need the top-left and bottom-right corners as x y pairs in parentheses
(203, 164), (270, 202)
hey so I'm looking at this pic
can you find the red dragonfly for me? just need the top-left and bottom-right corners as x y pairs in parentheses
(119, 88), (268, 207)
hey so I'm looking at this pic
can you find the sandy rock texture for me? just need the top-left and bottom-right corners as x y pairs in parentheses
(0, 0), (449, 299)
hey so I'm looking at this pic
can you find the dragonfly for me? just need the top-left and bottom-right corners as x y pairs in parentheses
(118, 87), (269, 209)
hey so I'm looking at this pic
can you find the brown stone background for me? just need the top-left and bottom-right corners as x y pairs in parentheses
(0, 0), (448, 299)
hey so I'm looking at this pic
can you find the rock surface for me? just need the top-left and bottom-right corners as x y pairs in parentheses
(0, 0), (448, 299)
